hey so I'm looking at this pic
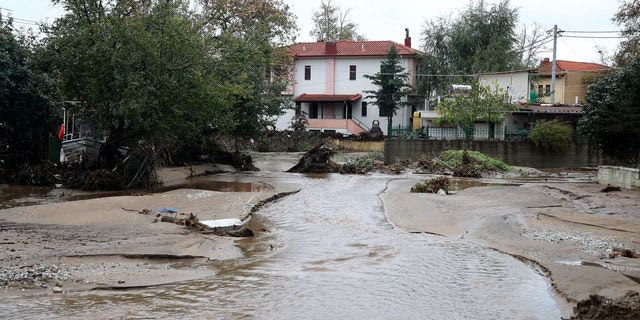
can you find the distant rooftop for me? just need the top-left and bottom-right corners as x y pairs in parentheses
(537, 59), (611, 73)
(289, 40), (421, 58)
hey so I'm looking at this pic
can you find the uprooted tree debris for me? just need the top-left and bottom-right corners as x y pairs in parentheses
(287, 143), (341, 173)
(156, 212), (254, 237)
(287, 142), (404, 175)
(413, 150), (510, 178)
(568, 290), (640, 320)
(411, 176), (451, 194)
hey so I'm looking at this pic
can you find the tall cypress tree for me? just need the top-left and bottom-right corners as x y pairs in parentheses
(364, 46), (411, 132)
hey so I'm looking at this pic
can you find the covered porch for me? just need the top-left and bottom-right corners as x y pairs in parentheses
(295, 94), (366, 134)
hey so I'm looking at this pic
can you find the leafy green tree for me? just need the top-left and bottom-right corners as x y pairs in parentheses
(435, 83), (513, 138)
(421, 0), (527, 76)
(364, 46), (412, 132)
(613, 0), (640, 67)
(0, 14), (59, 171)
(199, 0), (297, 152)
(45, 0), (220, 164)
(310, 0), (363, 41)
(579, 61), (640, 166)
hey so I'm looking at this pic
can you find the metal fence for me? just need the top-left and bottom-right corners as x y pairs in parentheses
(389, 125), (531, 141)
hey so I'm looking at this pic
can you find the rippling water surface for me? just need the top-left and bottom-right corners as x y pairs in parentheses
(1, 172), (562, 319)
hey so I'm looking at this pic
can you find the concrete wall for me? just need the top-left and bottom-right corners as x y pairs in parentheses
(598, 166), (640, 189)
(384, 139), (601, 168)
(331, 139), (384, 152)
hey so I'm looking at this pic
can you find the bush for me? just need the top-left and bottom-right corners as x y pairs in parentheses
(579, 61), (640, 166)
(529, 119), (574, 152)
(439, 150), (509, 172)
(411, 176), (450, 193)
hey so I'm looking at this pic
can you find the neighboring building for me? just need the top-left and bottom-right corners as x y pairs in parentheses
(478, 69), (535, 103)
(532, 59), (611, 105)
(276, 31), (421, 135)
(479, 59), (612, 106)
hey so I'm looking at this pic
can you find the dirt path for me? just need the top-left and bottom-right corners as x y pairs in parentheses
(383, 179), (640, 304)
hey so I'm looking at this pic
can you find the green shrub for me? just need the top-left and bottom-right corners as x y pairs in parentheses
(439, 150), (509, 172)
(529, 119), (573, 152)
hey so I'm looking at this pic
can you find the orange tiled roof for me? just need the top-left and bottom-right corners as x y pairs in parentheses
(289, 40), (420, 57)
(538, 60), (610, 73)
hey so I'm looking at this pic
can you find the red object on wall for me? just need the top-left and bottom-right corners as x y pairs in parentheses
(58, 124), (65, 141)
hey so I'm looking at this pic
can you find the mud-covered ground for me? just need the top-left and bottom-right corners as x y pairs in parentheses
(2, 153), (639, 319)
(0, 165), (297, 296)
(383, 172), (640, 305)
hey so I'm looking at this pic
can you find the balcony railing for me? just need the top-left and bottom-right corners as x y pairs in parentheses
(308, 113), (347, 120)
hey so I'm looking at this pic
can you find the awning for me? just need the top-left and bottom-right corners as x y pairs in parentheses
(295, 93), (362, 103)
(515, 105), (583, 114)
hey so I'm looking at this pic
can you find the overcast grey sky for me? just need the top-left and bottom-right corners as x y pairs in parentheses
(1, 0), (626, 63)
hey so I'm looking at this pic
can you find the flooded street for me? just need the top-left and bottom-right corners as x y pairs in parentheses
(1, 168), (563, 319)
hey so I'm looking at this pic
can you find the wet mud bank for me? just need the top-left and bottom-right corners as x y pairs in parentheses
(0, 172), (299, 296)
(382, 177), (640, 309)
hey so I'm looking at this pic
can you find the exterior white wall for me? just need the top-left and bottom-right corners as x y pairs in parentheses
(294, 58), (327, 95)
(479, 71), (530, 103)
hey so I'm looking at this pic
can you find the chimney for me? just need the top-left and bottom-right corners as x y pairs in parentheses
(325, 41), (337, 55)
(404, 28), (412, 48)
(541, 57), (550, 67)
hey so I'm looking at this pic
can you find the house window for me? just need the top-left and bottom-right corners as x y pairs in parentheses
(361, 101), (368, 117)
(545, 85), (551, 94)
(538, 85), (543, 95)
(304, 65), (311, 80)
(349, 65), (357, 80)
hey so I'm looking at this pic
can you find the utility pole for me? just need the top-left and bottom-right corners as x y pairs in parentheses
(551, 24), (558, 104)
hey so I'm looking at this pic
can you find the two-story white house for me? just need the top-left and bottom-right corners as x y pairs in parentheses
(275, 31), (421, 135)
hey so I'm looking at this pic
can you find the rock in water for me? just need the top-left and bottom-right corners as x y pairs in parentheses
(437, 189), (447, 196)
(53, 286), (63, 293)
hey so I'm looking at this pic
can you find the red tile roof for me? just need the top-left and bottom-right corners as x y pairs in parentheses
(538, 60), (611, 73)
(289, 40), (420, 57)
(295, 94), (362, 102)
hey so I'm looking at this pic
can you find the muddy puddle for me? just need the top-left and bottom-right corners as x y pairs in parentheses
(1, 172), (563, 319)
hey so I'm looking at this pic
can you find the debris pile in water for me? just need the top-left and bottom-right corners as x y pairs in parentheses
(411, 176), (451, 194)
(287, 143), (340, 173)
(568, 291), (640, 320)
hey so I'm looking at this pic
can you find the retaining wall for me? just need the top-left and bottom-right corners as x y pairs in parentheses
(331, 139), (385, 152)
(384, 139), (601, 168)
(598, 166), (640, 189)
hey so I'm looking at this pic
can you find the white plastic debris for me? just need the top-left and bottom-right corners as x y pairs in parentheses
(200, 218), (243, 229)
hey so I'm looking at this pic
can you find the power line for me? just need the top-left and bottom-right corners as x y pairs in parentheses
(561, 35), (629, 39)
(562, 30), (623, 34)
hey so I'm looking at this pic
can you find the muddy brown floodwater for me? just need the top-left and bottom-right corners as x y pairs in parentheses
(0, 169), (563, 319)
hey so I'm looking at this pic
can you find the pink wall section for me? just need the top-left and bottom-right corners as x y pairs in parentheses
(307, 119), (366, 135)
(326, 58), (335, 94)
